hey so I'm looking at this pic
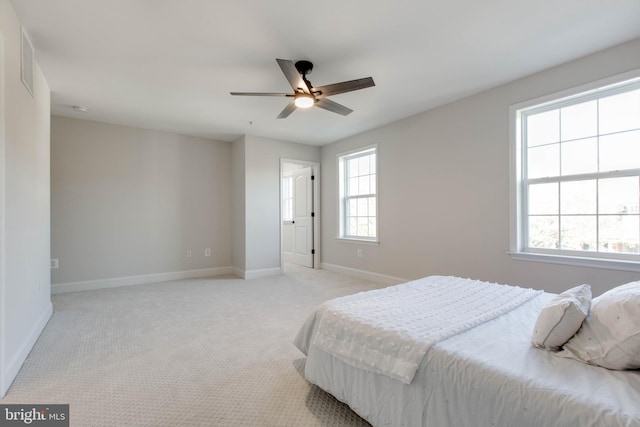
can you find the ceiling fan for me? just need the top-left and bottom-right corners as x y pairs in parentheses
(230, 59), (375, 119)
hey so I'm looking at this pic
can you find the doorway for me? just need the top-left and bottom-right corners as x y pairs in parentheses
(281, 160), (320, 271)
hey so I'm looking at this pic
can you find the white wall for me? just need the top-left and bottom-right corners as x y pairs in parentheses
(240, 135), (320, 277)
(321, 38), (640, 296)
(0, 0), (52, 397)
(51, 117), (232, 290)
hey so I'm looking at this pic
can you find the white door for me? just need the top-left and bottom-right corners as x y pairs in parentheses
(292, 167), (314, 268)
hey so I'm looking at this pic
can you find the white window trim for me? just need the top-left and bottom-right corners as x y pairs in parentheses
(335, 236), (381, 245)
(509, 68), (640, 272)
(337, 144), (379, 243)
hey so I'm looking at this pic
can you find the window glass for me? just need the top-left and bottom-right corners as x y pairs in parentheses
(528, 183), (558, 215)
(599, 88), (640, 134)
(527, 144), (560, 179)
(560, 180), (596, 215)
(527, 109), (559, 147)
(560, 100), (598, 141)
(561, 137), (598, 176)
(599, 130), (640, 172)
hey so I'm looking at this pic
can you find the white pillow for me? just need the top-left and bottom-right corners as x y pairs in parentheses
(558, 280), (640, 370)
(532, 284), (591, 350)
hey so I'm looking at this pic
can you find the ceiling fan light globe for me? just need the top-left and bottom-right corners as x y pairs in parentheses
(294, 95), (314, 109)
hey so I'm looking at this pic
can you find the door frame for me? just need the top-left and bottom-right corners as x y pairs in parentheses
(280, 159), (320, 271)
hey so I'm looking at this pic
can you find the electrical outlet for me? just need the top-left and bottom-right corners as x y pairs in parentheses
(205, 248), (211, 257)
(50, 259), (59, 269)
(186, 250), (192, 258)
(357, 249), (363, 258)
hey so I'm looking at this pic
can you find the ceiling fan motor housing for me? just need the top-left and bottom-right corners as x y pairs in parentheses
(295, 60), (313, 76)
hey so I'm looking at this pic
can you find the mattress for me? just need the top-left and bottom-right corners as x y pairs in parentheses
(295, 282), (640, 427)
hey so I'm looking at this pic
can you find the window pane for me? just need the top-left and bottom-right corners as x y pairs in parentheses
(283, 200), (291, 221)
(359, 155), (370, 175)
(599, 130), (640, 172)
(599, 215), (640, 254)
(560, 215), (597, 251)
(599, 88), (640, 135)
(528, 216), (559, 249)
(368, 197), (376, 217)
(348, 198), (358, 217)
(561, 100), (597, 141)
(357, 217), (368, 236)
(348, 158), (359, 178)
(282, 176), (293, 221)
(368, 218), (377, 237)
(561, 180), (596, 215)
(357, 198), (368, 217)
(561, 137), (597, 176)
(370, 154), (377, 174)
(599, 177), (639, 214)
(529, 183), (558, 215)
(527, 109), (560, 147)
(349, 218), (358, 235)
(283, 177), (291, 198)
(359, 176), (370, 194)
(348, 177), (359, 196)
(528, 144), (560, 178)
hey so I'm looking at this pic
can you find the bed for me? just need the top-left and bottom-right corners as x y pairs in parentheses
(294, 276), (640, 427)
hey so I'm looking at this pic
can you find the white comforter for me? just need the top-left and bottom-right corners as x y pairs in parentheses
(295, 277), (640, 427)
(306, 276), (541, 384)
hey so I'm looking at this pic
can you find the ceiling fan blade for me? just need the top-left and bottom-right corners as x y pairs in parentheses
(276, 100), (297, 119)
(276, 59), (310, 94)
(315, 98), (353, 116)
(230, 92), (292, 97)
(313, 77), (375, 97)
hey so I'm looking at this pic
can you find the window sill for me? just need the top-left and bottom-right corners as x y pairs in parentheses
(508, 251), (640, 273)
(336, 237), (380, 246)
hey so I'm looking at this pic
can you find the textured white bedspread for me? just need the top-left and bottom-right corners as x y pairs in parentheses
(309, 275), (541, 384)
(298, 292), (640, 427)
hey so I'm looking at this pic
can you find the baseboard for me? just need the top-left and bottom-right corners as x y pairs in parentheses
(1, 301), (52, 398)
(320, 263), (408, 286)
(231, 267), (246, 279)
(51, 266), (234, 294)
(243, 267), (281, 280)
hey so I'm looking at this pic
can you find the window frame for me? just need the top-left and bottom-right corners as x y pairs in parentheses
(337, 145), (379, 244)
(509, 69), (640, 272)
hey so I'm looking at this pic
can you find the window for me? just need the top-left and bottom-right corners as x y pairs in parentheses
(512, 74), (640, 269)
(282, 175), (293, 222)
(338, 146), (378, 241)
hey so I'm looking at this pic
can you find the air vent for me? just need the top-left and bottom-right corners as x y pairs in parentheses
(21, 27), (34, 96)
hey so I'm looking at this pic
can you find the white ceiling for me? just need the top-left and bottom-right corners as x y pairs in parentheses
(13, 0), (640, 146)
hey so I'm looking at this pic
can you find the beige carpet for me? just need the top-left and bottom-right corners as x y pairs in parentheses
(1, 265), (386, 426)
